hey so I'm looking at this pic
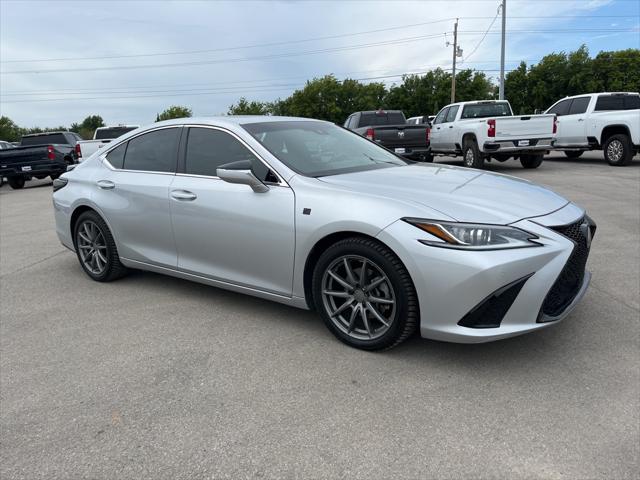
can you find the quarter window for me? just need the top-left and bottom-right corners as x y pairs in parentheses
(106, 143), (127, 169)
(595, 94), (640, 111)
(123, 128), (180, 172)
(568, 97), (590, 115)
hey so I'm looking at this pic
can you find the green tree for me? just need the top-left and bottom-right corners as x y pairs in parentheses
(0, 116), (22, 142)
(156, 105), (192, 122)
(228, 97), (271, 115)
(70, 115), (105, 139)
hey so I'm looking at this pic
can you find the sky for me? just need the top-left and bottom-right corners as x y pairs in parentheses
(0, 0), (638, 128)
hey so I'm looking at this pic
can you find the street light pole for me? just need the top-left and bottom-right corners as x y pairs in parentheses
(499, 0), (506, 100)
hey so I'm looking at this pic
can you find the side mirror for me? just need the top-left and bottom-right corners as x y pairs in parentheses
(216, 160), (269, 193)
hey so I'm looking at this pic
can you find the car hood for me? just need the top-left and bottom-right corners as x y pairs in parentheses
(318, 164), (569, 224)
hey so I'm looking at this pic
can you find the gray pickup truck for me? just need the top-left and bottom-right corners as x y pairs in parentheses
(0, 131), (82, 189)
(344, 110), (431, 161)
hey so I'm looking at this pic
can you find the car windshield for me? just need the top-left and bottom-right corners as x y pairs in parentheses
(242, 121), (407, 177)
(460, 102), (512, 119)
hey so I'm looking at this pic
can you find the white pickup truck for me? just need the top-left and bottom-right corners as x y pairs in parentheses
(545, 92), (639, 166)
(429, 100), (556, 169)
(76, 125), (139, 162)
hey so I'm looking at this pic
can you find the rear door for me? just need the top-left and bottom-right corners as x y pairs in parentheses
(94, 127), (180, 268)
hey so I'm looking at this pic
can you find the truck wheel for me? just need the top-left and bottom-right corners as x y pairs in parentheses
(564, 151), (583, 159)
(462, 139), (484, 169)
(520, 154), (544, 169)
(8, 177), (25, 189)
(604, 134), (633, 166)
(34, 174), (48, 180)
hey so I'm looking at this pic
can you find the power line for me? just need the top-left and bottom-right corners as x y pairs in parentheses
(463, 7), (501, 62)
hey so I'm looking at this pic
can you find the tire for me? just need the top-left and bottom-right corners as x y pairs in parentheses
(422, 152), (434, 163)
(50, 173), (61, 180)
(311, 237), (418, 351)
(74, 210), (128, 282)
(604, 134), (633, 166)
(34, 174), (48, 180)
(520, 154), (544, 169)
(564, 151), (583, 159)
(462, 138), (484, 169)
(8, 176), (25, 189)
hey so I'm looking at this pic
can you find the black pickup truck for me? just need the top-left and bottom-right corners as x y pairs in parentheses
(344, 110), (431, 161)
(0, 131), (82, 189)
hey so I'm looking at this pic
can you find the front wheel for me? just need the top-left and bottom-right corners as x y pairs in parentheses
(604, 134), (633, 166)
(312, 237), (418, 351)
(520, 154), (544, 169)
(462, 139), (484, 169)
(74, 211), (128, 282)
(8, 176), (25, 189)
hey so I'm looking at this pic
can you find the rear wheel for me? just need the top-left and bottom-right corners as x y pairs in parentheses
(312, 237), (418, 351)
(8, 176), (25, 189)
(604, 134), (633, 166)
(564, 151), (583, 159)
(74, 211), (128, 282)
(520, 154), (544, 169)
(462, 138), (484, 169)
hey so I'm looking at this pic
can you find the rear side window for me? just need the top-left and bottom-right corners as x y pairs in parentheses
(185, 128), (259, 177)
(445, 106), (459, 122)
(595, 94), (640, 111)
(547, 99), (571, 116)
(123, 128), (180, 172)
(568, 97), (590, 115)
(106, 143), (127, 169)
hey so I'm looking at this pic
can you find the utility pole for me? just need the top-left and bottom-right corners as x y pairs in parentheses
(451, 18), (459, 103)
(499, 0), (506, 100)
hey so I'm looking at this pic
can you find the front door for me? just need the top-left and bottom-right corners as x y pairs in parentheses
(169, 126), (295, 295)
(430, 107), (450, 151)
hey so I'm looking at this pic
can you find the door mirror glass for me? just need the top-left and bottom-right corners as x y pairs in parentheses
(216, 160), (269, 193)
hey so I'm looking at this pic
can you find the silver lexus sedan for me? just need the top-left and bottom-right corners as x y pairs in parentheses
(53, 117), (595, 350)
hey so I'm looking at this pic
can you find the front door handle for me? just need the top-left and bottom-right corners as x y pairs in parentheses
(449, 126), (454, 128)
(96, 180), (115, 190)
(171, 190), (197, 201)
(577, 118), (584, 122)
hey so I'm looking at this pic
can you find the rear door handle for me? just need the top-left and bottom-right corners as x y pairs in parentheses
(171, 190), (197, 201)
(448, 126), (454, 128)
(96, 180), (115, 190)
(577, 118), (584, 122)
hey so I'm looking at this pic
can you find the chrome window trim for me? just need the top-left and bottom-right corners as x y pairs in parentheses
(100, 123), (287, 186)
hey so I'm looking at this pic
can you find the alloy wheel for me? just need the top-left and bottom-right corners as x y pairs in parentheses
(607, 140), (623, 163)
(321, 255), (396, 341)
(77, 220), (108, 275)
(464, 148), (475, 167)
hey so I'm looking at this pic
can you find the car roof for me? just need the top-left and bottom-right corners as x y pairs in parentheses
(150, 115), (329, 129)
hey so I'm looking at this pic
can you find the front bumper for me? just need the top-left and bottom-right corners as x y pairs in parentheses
(377, 202), (592, 343)
(483, 138), (553, 154)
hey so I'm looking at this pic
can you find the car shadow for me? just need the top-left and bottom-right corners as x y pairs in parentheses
(123, 269), (570, 370)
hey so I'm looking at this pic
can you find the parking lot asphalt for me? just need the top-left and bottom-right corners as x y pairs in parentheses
(1, 151), (639, 479)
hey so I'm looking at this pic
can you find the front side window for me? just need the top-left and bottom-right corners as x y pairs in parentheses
(243, 121), (407, 177)
(568, 97), (590, 115)
(445, 106), (459, 123)
(123, 128), (180, 173)
(184, 127), (259, 177)
(433, 108), (449, 125)
(547, 99), (571, 116)
(106, 143), (127, 169)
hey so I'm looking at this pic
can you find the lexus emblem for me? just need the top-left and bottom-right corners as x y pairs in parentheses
(580, 221), (592, 249)
(398, 130), (405, 138)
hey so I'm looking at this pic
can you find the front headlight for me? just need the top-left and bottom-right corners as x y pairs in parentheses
(404, 218), (541, 250)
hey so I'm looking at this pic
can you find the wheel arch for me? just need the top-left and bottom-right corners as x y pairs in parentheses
(601, 124), (631, 145)
(461, 132), (478, 146)
(302, 231), (413, 311)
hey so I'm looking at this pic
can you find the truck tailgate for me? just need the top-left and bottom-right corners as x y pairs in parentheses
(373, 125), (428, 149)
(494, 114), (554, 139)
